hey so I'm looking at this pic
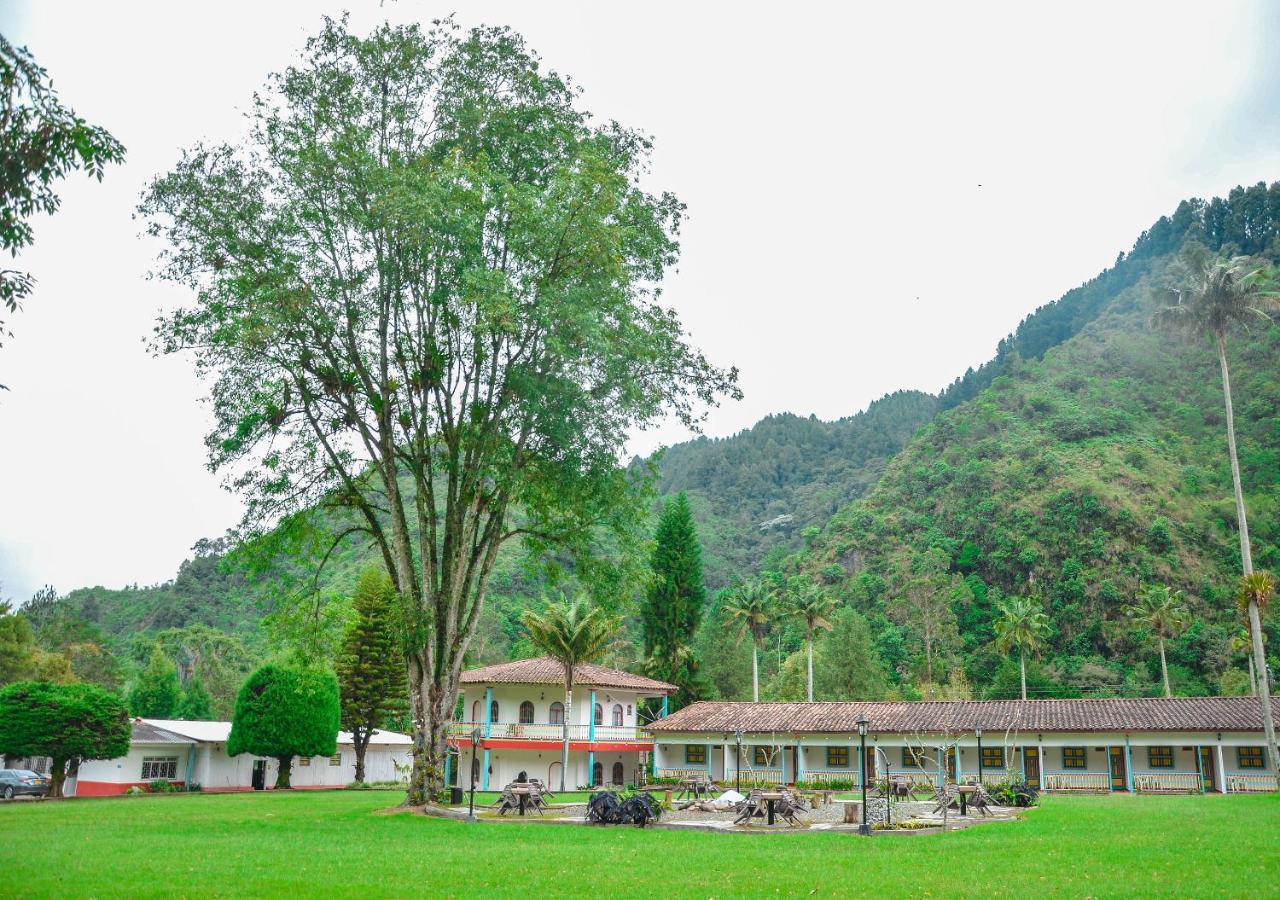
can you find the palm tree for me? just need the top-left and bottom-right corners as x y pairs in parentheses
(721, 579), (775, 702)
(1153, 247), (1279, 757)
(1229, 628), (1258, 697)
(992, 597), (1052, 700)
(1125, 585), (1190, 698)
(787, 583), (838, 702)
(1237, 572), (1277, 766)
(521, 594), (617, 791)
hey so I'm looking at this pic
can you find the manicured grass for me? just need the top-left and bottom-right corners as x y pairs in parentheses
(1, 790), (1277, 897)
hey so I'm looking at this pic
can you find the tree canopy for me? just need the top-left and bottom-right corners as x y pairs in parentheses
(128, 643), (181, 718)
(0, 680), (130, 796)
(640, 493), (708, 708)
(226, 664), (339, 788)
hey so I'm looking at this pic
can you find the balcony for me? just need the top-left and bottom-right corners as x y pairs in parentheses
(447, 722), (653, 744)
(1133, 772), (1202, 794)
(1043, 772), (1110, 792)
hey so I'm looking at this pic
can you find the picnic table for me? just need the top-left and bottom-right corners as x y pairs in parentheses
(510, 785), (533, 816)
(674, 774), (719, 801)
(758, 791), (785, 825)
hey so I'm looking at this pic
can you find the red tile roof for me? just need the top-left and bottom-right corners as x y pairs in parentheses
(460, 656), (676, 694)
(649, 697), (1277, 735)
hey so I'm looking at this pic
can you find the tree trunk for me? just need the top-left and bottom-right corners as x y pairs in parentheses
(1159, 638), (1172, 698)
(923, 633), (933, 701)
(1019, 650), (1027, 701)
(1249, 655), (1258, 697)
(354, 731), (368, 784)
(275, 756), (292, 789)
(751, 644), (759, 703)
(1218, 332), (1278, 769)
(806, 635), (815, 703)
(560, 682), (572, 792)
(406, 652), (461, 806)
(47, 756), (67, 799)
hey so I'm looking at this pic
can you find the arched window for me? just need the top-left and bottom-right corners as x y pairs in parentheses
(611, 704), (623, 726)
(592, 761), (603, 786)
(471, 700), (481, 723)
(612, 761), (624, 785)
(549, 702), (564, 725)
(593, 703), (603, 725)
(489, 700), (499, 723)
(519, 701), (535, 724)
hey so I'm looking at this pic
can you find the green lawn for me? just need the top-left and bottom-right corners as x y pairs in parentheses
(1, 790), (1277, 897)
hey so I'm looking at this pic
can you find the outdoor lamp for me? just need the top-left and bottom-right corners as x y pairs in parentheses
(467, 727), (481, 822)
(976, 722), (984, 788)
(856, 717), (870, 836)
(734, 728), (744, 793)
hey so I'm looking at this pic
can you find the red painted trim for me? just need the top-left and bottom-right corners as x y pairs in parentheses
(75, 781), (350, 796)
(447, 739), (651, 752)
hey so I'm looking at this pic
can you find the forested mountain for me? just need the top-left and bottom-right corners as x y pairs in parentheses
(13, 181), (1280, 710)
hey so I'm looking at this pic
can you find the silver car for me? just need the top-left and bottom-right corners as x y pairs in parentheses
(0, 769), (50, 799)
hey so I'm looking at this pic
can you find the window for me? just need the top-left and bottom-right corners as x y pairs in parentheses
(489, 700), (499, 723)
(981, 747), (1004, 769)
(298, 756), (311, 766)
(685, 745), (706, 764)
(826, 746), (849, 768)
(592, 761), (603, 785)
(754, 746), (773, 767)
(549, 702), (564, 725)
(902, 746), (927, 767)
(593, 703), (603, 725)
(1148, 746), (1174, 768)
(141, 756), (178, 780)
(612, 704), (624, 727)
(612, 761), (624, 785)
(1239, 746), (1266, 769)
(329, 753), (342, 767)
(519, 701), (535, 724)
(1062, 747), (1087, 769)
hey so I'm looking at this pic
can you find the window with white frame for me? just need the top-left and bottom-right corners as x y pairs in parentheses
(329, 753), (342, 766)
(298, 756), (312, 766)
(141, 756), (178, 780)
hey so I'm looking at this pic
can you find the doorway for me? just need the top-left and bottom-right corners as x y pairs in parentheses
(1109, 747), (1128, 791)
(1198, 747), (1216, 792)
(1023, 747), (1040, 789)
(251, 759), (267, 791)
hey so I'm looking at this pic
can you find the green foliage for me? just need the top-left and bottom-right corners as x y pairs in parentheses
(0, 681), (130, 796)
(176, 676), (213, 720)
(336, 568), (408, 781)
(813, 607), (891, 700)
(640, 494), (709, 709)
(128, 643), (181, 718)
(227, 665), (339, 788)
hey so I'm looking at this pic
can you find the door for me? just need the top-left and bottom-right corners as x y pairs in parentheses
(865, 747), (877, 786)
(1109, 747), (1127, 791)
(945, 747), (957, 783)
(1023, 747), (1040, 789)
(1198, 748), (1216, 792)
(251, 759), (267, 791)
(547, 761), (562, 788)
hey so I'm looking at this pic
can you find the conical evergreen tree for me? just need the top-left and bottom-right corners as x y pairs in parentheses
(128, 643), (180, 718)
(640, 493), (708, 709)
(176, 676), (213, 720)
(336, 567), (408, 783)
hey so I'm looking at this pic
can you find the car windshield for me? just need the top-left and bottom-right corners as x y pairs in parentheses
(12, 770), (40, 778)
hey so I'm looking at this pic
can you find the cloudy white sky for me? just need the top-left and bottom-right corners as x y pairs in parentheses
(2, 1), (1279, 602)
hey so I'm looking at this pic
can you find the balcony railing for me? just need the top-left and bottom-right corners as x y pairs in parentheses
(1133, 772), (1201, 794)
(1043, 772), (1110, 792)
(1227, 773), (1280, 793)
(446, 722), (653, 744)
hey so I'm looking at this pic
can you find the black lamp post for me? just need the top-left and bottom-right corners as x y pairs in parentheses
(976, 722), (984, 787)
(857, 717), (871, 836)
(735, 729), (743, 793)
(467, 727), (481, 822)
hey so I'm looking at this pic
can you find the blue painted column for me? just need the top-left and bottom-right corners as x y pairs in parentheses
(707, 743), (713, 778)
(796, 740), (804, 787)
(444, 750), (452, 789)
(1124, 736), (1134, 793)
(482, 687), (492, 790)
(1194, 744), (1205, 793)
(781, 745), (788, 785)
(956, 745), (963, 783)
(588, 690), (597, 786)
(661, 696), (669, 718)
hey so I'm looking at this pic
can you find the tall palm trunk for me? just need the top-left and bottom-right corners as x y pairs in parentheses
(1019, 648), (1027, 701)
(1218, 331), (1278, 769)
(806, 632), (815, 703)
(560, 668), (572, 792)
(1249, 655), (1258, 697)
(1158, 637), (1171, 698)
(751, 642), (760, 702)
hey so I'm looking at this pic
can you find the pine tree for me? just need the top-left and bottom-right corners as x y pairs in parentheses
(336, 568), (407, 783)
(176, 676), (213, 720)
(128, 643), (180, 718)
(640, 493), (708, 709)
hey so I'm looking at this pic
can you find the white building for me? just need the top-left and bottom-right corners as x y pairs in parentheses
(649, 697), (1280, 794)
(69, 719), (412, 796)
(449, 657), (675, 791)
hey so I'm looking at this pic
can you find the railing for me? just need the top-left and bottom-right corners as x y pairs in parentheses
(1043, 772), (1110, 792)
(800, 770), (857, 786)
(655, 768), (710, 782)
(730, 769), (785, 786)
(447, 722), (653, 743)
(1227, 773), (1280, 793)
(1133, 772), (1201, 794)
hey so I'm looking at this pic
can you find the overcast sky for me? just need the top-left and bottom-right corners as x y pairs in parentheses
(2, 1), (1279, 602)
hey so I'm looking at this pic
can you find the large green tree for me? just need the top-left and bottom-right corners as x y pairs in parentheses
(640, 493), (707, 709)
(1153, 247), (1279, 762)
(813, 607), (889, 701)
(521, 595), (616, 791)
(0, 681), (131, 797)
(226, 664), (340, 789)
(337, 567), (408, 782)
(140, 18), (735, 804)
(886, 549), (967, 700)
(993, 597), (1052, 701)
(176, 676), (213, 720)
(127, 644), (181, 718)
(0, 36), (124, 370)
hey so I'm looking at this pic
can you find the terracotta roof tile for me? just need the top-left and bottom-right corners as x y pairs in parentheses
(460, 656), (676, 694)
(649, 697), (1276, 734)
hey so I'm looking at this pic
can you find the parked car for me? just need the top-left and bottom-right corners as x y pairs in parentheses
(0, 769), (50, 799)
